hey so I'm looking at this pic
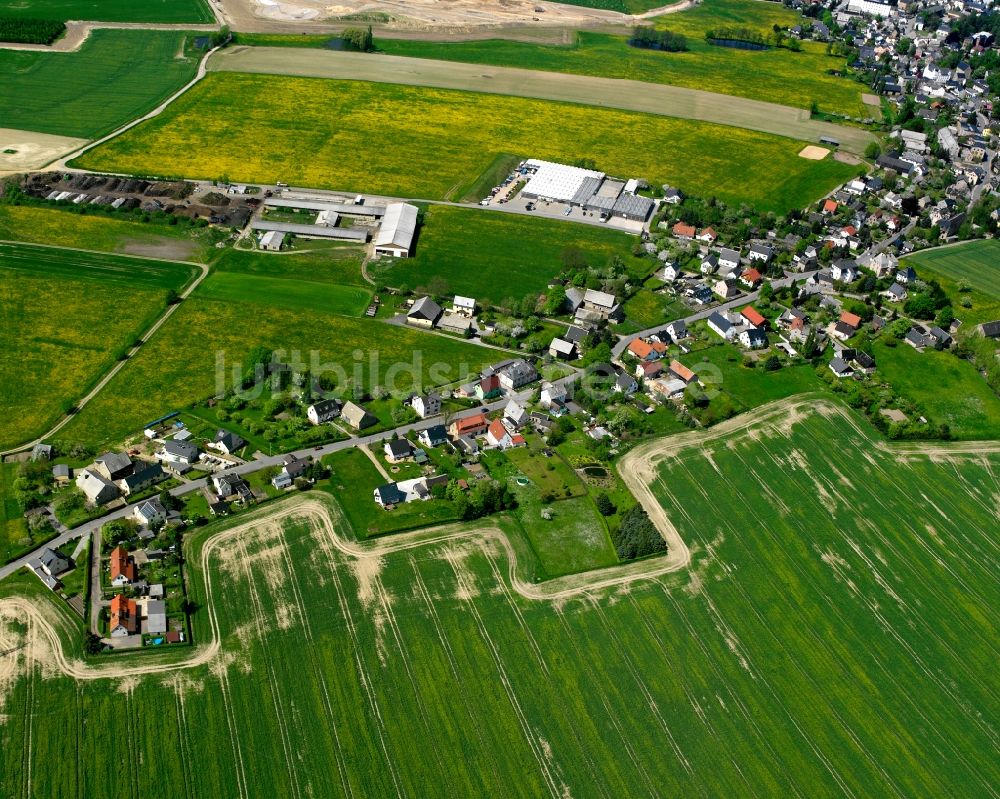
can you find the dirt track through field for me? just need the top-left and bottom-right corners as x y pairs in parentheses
(2, 395), (997, 685)
(209, 47), (876, 153)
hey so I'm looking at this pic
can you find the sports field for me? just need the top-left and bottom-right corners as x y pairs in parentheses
(56, 294), (495, 448)
(0, 0), (212, 22)
(0, 242), (196, 449)
(0, 29), (199, 138)
(372, 205), (647, 302)
(1, 398), (997, 797)
(76, 72), (859, 214)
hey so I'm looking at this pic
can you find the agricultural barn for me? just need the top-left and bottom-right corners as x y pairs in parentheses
(260, 230), (284, 251)
(264, 197), (386, 220)
(251, 219), (368, 242)
(374, 202), (419, 258)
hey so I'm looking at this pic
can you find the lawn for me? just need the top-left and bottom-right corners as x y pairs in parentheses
(0, 242), (195, 449)
(0, 204), (227, 263)
(76, 72), (858, 214)
(872, 340), (1000, 440)
(56, 295), (495, 449)
(620, 285), (688, 329)
(902, 240), (1000, 328)
(321, 448), (460, 537)
(0, 0), (212, 22)
(0, 463), (30, 563)
(197, 271), (372, 317)
(0, 29), (200, 138)
(371, 205), (648, 302)
(2, 400), (997, 798)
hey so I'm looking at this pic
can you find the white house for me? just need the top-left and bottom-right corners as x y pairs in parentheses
(707, 312), (737, 341)
(134, 498), (167, 528)
(307, 399), (342, 425)
(410, 393), (441, 419)
(452, 296), (476, 317)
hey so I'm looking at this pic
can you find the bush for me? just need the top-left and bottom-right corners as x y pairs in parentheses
(595, 492), (616, 516)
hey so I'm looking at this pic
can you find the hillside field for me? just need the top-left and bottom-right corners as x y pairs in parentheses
(0, 30), (199, 138)
(0, 205), (226, 262)
(57, 295), (496, 448)
(0, 0), (212, 22)
(1, 399), (997, 796)
(75, 72), (858, 214)
(0, 242), (195, 449)
(902, 240), (1000, 327)
(372, 205), (648, 302)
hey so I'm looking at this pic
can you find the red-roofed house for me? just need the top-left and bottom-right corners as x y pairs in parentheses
(697, 227), (718, 243)
(741, 306), (767, 328)
(110, 594), (138, 637)
(672, 222), (696, 239)
(822, 199), (839, 215)
(486, 419), (524, 449)
(840, 311), (862, 330)
(449, 413), (489, 439)
(740, 268), (763, 288)
(109, 546), (137, 587)
(627, 339), (659, 361)
(636, 361), (664, 379)
(668, 360), (697, 385)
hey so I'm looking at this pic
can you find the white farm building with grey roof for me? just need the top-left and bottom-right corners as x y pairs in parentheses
(374, 202), (419, 258)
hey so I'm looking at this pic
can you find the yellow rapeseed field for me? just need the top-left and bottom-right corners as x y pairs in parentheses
(78, 73), (857, 213)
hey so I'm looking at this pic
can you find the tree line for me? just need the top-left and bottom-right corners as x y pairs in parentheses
(629, 26), (688, 52)
(0, 17), (65, 45)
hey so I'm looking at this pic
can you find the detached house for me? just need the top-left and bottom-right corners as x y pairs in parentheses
(410, 393), (441, 419)
(110, 546), (138, 587)
(341, 401), (376, 430)
(76, 469), (119, 506)
(449, 413), (488, 439)
(707, 312), (736, 341)
(418, 424), (448, 448)
(110, 594), (139, 637)
(307, 399), (342, 425)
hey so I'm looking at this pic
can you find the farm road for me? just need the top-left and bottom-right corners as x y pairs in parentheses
(209, 47), (875, 153)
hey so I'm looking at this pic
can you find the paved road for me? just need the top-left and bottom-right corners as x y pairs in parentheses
(0, 241), (210, 457)
(611, 270), (819, 358)
(0, 373), (580, 582)
(209, 48), (874, 154)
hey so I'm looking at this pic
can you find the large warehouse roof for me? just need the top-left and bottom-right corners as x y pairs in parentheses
(250, 219), (369, 241)
(522, 159), (605, 203)
(374, 202), (419, 252)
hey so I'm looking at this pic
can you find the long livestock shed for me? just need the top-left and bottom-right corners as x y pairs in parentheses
(264, 198), (386, 217)
(250, 219), (369, 242)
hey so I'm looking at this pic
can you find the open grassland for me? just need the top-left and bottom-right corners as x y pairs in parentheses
(903, 240), (1000, 327)
(373, 205), (647, 301)
(0, 0), (211, 22)
(0, 30), (198, 138)
(380, 30), (863, 117)
(197, 271), (372, 317)
(872, 340), (1000, 439)
(1, 400), (998, 797)
(0, 243), (194, 449)
(214, 247), (368, 286)
(57, 296), (494, 448)
(77, 72), (858, 214)
(0, 464), (29, 564)
(0, 205), (225, 262)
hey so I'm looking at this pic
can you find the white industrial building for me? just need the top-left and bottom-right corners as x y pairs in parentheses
(521, 159), (606, 203)
(520, 158), (655, 222)
(374, 202), (419, 258)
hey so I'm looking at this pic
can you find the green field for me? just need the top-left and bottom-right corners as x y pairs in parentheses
(56, 294), (495, 448)
(214, 247), (368, 286)
(197, 271), (372, 317)
(1, 399), (997, 797)
(76, 72), (857, 214)
(0, 242), (195, 449)
(0, 0), (212, 22)
(902, 240), (1000, 327)
(0, 463), (30, 563)
(0, 205), (227, 263)
(379, 31), (863, 118)
(872, 340), (1000, 439)
(0, 29), (199, 138)
(372, 205), (647, 301)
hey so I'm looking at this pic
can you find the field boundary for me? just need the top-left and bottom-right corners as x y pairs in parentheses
(208, 47), (874, 153)
(5, 394), (999, 681)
